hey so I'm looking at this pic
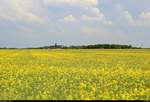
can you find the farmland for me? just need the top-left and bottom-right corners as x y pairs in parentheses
(0, 49), (150, 100)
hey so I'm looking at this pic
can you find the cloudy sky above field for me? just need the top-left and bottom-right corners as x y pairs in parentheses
(0, 0), (150, 48)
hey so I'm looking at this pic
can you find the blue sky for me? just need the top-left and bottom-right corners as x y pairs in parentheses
(0, 0), (150, 48)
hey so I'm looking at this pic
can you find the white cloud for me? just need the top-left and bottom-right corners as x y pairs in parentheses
(140, 11), (150, 24)
(81, 7), (112, 25)
(0, 0), (112, 25)
(123, 11), (150, 26)
(123, 11), (135, 25)
(43, 0), (111, 24)
(0, 0), (44, 23)
(61, 15), (76, 22)
(43, 0), (98, 7)
(44, 0), (102, 23)
(141, 12), (150, 19)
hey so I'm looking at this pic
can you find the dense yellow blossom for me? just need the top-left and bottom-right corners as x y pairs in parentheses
(0, 49), (150, 100)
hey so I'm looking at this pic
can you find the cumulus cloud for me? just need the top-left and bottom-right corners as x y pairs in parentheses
(140, 11), (150, 25)
(81, 7), (112, 25)
(43, 0), (105, 23)
(123, 11), (135, 25)
(0, 0), (44, 23)
(123, 11), (150, 26)
(43, 0), (98, 7)
(0, 0), (110, 25)
(43, 0), (111, 25)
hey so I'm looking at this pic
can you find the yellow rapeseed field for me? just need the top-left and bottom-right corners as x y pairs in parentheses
(0, 49), (150, 100)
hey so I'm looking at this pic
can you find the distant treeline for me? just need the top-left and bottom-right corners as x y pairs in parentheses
(69, 44), (134, 49)
(0, 48), (17, 49)
(27, 44), (141, 49)
(0, 44), (143, 49)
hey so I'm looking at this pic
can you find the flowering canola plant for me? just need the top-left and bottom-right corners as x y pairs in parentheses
(0, 49), (150, 100)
